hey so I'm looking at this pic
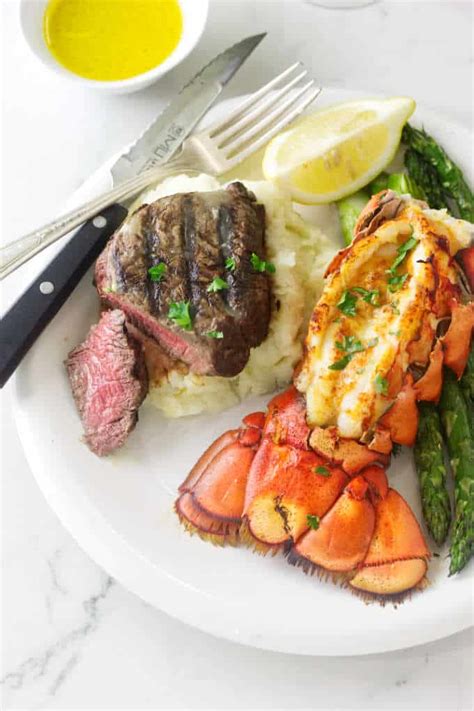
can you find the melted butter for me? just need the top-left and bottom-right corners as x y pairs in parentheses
(43, 0), (182, 81)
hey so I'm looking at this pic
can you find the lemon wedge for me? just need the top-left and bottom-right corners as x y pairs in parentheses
(262, 97), (416, 204)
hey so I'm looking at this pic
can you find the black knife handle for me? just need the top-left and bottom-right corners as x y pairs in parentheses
(0, 203), (128, 388)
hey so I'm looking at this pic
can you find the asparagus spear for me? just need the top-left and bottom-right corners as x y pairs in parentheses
(368, 171), (390, 194)
(414, 402), (451, 545)
(404, 148), (447, 210)
(387, 171), (426, 200)
(402, 124), (474, 221)
(439, 368), (474, 574)
(460, 343), (474, 407)
(396, 166), (453, 545)
(337, 190), (369, 246)
(460, 344), (474, 433)
(335, 171), (420, 248)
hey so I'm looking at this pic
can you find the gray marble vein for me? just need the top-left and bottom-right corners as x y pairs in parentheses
(1, 576), (114, 696)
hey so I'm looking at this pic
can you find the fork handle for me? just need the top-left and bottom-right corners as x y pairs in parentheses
(0, 156), (188, 280)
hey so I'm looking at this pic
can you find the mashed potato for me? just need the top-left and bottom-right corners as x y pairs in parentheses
(136, 174), (335, 417)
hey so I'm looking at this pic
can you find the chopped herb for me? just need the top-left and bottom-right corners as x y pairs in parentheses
(329, 354), (353, 371)
(250, 252), (276, 274)
(389, 329), (402, 337)
(333, 317), (342, 324)
(225, 256), (236, 271)
(352, 286), (380, 305)
(207, 276), (229, 293)
(375, 374), (389, 395)
(335, 336), (365, 355)
(388, 273), (409, 292)
(387, 233), (418, 274)
(367, 337), (379, 348)
(148, 263), (167, 282)
(168, 301), (193, 331)
(337, 290), (358, 317)
(314, 465), (331, 477)
(206, 330), (224, 339)
(307, 514), (320, 530)
(390, 302), (400, 315)
(330, 336), (365, 371)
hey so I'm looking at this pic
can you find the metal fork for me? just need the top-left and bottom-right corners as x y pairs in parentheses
(0, 65), (320, 280)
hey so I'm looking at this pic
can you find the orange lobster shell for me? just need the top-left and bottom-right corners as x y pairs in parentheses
(176, 190), (473, 599)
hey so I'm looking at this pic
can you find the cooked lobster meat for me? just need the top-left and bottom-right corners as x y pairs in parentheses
(65, 310), (148, 456)
(176, 191), (473, 598)
(95, 182), (270, 378)
(296, 190), (473, 442)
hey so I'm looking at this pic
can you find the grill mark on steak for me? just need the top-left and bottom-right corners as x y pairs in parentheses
(95, 182), (270, 377)
(108, 206), (150, 303)
(181, 193), (249, 371)
(219, 185), (270, 348)
(183, 194), (199, 309)
(152, 194), (192, 314)
(144, 206), (163, 313)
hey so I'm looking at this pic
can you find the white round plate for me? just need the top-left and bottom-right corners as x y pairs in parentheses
(13, 88), (473, 656)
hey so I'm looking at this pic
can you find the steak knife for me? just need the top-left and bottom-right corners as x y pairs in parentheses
(0, 34), (266, 388)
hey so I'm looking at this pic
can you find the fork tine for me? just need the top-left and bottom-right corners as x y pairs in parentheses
(216, 69), (308, 147)
(226, 85), (322, 165)
(206, 63), (303, 138)
(224, 80), (318, 157)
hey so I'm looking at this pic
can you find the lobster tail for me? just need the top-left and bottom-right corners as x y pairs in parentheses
(176, 388), (430, 598)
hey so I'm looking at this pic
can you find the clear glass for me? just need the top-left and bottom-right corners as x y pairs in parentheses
(306, 0), (378, 8)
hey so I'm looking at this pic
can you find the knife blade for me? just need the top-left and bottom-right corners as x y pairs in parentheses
(110, 33), (267, 183)
(0, 34), (266, 388)
(0, 32), (266, 280)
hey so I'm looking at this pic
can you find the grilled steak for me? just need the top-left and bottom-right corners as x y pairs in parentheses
(95, 182), (270, 377)
(66, 309), (148, 456)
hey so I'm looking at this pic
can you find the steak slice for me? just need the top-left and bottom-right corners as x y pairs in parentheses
(66, 309), (148, 457)
(95, 182), (270, 377)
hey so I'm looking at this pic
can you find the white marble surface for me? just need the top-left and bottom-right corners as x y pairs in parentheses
(1, 0), (473, 708)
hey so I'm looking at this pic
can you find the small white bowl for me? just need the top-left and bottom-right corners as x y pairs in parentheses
(19, 0), (209, 94)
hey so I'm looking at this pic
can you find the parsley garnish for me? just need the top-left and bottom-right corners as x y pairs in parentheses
(225, 257), (236, 271)
(335, 336), (365, 354)
(168, 301), (192, 331)
(250, 252), (276, 274)
(337, 286), (380, 317)
(390, 302), (400, 315)
(314, 466), (331, 477)
(207, 276), (229, 293)
(329, 354), (353, 371)
(206, 330), (224, 339)
(387, 233), (417, 274)
(337, 290), (358, 317)
(375, 374), (389, 395)
(307, 514), (320, 530)
(329, 336), (365, 371)
(148, 263), (167, 282)
(352, 287), (380, 306)
(388, 273), (409, 292)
